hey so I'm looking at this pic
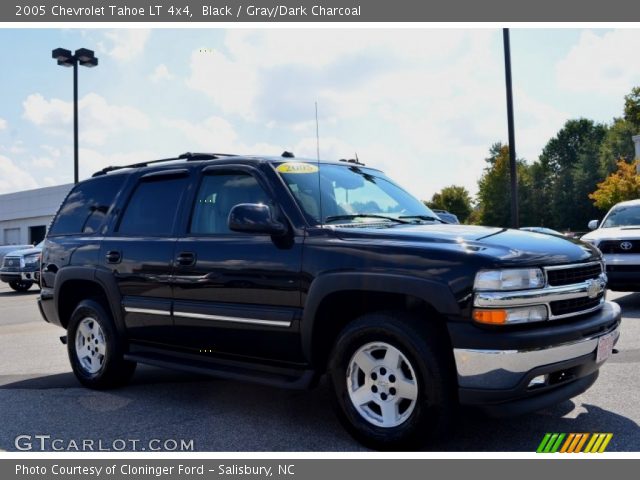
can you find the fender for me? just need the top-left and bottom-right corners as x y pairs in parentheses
(54, 266), (126, 335)
(300, 272), (461, 363)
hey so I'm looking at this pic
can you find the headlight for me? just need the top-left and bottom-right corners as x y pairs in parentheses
(23, 254), (40, 266)
(474, 268), (545, 291)
(582, 238), (599, 247)
(473, 305), (548, 325)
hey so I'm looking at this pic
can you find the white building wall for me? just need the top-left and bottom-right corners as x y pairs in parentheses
(0, 184), (72, 245)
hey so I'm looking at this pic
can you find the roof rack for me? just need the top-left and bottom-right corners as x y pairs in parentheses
(91, 152), (237, 177)
(339, 158), (365, 166)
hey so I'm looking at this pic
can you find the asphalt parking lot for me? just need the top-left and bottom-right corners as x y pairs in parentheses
(0, 282), (638, 452)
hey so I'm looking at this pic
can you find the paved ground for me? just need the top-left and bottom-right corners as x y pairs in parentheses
(0, 282), (638, 452)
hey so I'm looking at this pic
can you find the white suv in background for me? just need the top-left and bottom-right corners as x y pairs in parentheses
(582, 199), (640, 291)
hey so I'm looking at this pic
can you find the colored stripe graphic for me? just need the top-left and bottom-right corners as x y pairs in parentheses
(574, 433), (589, 452)
(585, 433), (613, 453)
(560, 433), (575, 453)
(537, 433), (552, 453)
(537, 433), (613, 453)
(537, 433), (565, 453)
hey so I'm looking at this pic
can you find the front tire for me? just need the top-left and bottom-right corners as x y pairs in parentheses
(328, 311), (456, 450)
(67, 299), (136, 389)
(9, 280), (32, 292)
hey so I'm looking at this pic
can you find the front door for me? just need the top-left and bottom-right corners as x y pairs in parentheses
(172, 167), (304, 363)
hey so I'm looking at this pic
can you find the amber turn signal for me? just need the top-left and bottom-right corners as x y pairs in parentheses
(473, 309), (508, 325)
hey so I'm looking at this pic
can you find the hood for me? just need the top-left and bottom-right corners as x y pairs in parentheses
(332, 223), (599, 266)
(5, 246), (42, 257)
(582, 226), (640, 241)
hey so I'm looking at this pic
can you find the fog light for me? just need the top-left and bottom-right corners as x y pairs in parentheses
(528, 374), (548, 388)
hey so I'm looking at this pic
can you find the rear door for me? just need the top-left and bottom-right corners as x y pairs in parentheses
(100, 169), (192, 345)
(171, 165), (304, 362)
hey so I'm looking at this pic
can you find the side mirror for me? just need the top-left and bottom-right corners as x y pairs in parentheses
(588, 219), (599, 230)
(228, 203), (287, 236)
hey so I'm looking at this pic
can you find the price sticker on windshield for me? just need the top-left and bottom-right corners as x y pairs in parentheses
(276, 163), (319, 174)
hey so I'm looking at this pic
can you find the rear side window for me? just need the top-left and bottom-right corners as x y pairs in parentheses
(118, 176), (189, 236)
(49, 175), (126, 236)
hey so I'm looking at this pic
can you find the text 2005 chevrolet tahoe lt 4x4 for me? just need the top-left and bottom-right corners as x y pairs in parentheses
(38, 152), (621, 449)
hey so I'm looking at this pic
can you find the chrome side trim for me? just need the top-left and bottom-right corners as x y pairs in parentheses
(454, 325), (620, 389)
(173, 311), (291, 328)
(124, 307), (171, 316)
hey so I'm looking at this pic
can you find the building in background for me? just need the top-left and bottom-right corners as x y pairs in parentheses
(0, 184), (71, 245)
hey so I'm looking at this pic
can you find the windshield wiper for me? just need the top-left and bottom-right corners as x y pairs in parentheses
(399, 215), (448, 224)
(324, 214), (411, 224)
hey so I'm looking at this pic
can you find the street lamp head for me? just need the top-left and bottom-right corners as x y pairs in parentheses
(80, 57), (98, 68)
(75, 48), (95, 63)
(52, 47), (73, 64)
(56, 59), (74, 68)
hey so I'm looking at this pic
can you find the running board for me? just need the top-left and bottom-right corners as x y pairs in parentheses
(124, 351), (316, 390)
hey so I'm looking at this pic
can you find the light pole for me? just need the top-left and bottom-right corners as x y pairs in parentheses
(502, 29), (519, 229)
(51, 48), (98, 184)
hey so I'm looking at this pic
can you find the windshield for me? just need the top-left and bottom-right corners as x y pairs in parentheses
(602, 205), (640, 228)
(275, 162), (437, 225)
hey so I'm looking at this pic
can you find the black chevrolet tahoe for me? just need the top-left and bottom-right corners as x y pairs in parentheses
(38, 152), (621, 449)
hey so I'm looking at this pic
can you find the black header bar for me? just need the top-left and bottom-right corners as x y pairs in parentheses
(3, 0), (640, 22)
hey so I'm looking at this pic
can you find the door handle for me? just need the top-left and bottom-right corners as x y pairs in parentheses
(176, 252), (196, 266)
(105, 250), (121, 264)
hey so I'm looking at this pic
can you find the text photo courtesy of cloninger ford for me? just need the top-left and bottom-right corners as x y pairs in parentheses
(0, 28), (640, 452)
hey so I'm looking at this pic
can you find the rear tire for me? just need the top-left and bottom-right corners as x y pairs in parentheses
(67, 299), (136, 389)
(9, 280), (32, 292)
(328, 311), (456, 450)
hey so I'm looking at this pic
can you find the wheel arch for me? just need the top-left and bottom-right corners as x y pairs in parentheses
(54, 267), (125, 333)
(301, 273), (460, 369)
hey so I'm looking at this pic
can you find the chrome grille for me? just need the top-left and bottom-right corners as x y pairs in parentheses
(550, 293), (604, 317)
(3, 256), (21, 268)
(546, 262), (603, 286)
(598, 240), (640, 254)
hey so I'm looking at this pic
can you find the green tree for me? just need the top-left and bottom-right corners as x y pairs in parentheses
(538, 118), (606, 230)
(589, 159), (640, 211)
(476, 143), (535, 227)
(425, 185), (473, 223)
(598, 118), (636, 175)
(624, 86), (640, 133)
(596, 86), (640, 175)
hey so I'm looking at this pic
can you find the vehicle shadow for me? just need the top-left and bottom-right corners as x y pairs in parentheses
(610, 292), (640, 319)
(0, 369), (359, 452)
(0, 365), (207, 390)
(0, 290), (39, 298)
(431, 401), (640, 452)
(0, 370), (638, 452)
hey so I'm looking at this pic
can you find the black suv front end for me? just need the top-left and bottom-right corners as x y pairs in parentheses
(449, 260), (619, 416)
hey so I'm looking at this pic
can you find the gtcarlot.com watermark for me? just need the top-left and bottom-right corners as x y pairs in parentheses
(15, 435), (194, 451)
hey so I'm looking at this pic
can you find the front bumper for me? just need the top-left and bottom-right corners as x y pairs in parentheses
(0, 269), (39, 283)
(451, 301), (621, 416)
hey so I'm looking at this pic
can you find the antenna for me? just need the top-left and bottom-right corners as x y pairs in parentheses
(315, 101), (323, 227)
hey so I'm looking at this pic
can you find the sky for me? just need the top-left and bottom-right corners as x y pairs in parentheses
(0, 27), (639, 200)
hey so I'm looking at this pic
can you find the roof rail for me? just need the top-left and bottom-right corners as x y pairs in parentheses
(91, 152), (237, 177)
